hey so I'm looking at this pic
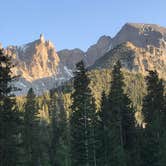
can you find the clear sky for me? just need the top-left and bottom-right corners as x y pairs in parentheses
(0, 0), (165, 51)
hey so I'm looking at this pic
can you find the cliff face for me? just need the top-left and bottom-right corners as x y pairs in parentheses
(57, 23), (166, 71)
(92, 42), (166, 79)
(6, 34), (112, 95)
(4, 34), (68, 95)
(91, 23), (166, 79)
(2, 23), (166, 95)
(85, 35), (112, 66)
(112, 23), (166, 49)
(6, 34), (60, 82)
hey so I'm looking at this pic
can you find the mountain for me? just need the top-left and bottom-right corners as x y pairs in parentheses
(57, 35), (112, 69)
(112, 23), (166, 48)
(58, 48), (85, 69)
(58, 23), (166, 71)
(91, 23), (166, 79)
(6, 34), (60, 82)
(85, 35), (112, 66)
(4, 34), (112, 95)
(2, 23), (166, 95)
(5, 34), (72, 95)
(91, 41), (166, 79)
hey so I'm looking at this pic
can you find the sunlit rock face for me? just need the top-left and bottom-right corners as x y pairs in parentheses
(110, 23), (166, 79)
(57, 23), (166, 71)
(90, 23), (166, 79)
(2, 23), (166, 95)
(4, 34), (68, 95)
(112, 23), (166, 49)
(6, 34), (60, 82)
(6, 34), (112, 95)
(92, 41), (166, 79)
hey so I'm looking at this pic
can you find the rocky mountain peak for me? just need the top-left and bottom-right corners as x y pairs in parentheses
(126, 23), (166, 34)
(85, 35), (112, 66)
(0, 43), (2, 49)
(6, 35), (60, 82)
(1, 22), (166, 95)
(97, 35), (112, 45)
(112, 23), (166, 49)
(40, 33), (45, 43)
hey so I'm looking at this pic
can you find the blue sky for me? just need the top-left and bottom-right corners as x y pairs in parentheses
(0, 0), (165, 51)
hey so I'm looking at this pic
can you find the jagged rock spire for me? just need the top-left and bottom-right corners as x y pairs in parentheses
(0, 43), (2, 49)
(40, 33), (45, 43)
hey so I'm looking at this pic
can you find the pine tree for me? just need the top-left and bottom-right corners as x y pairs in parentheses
(56, 92), (70, 166)
(0, 49), (22, 166)
(36, 94), (51, 166)
(70, 61), (97, 166)
(49, 89), (70, 166)
(141, 71), (165, 166)
(23, 88), (40, 166)
(107, 61), (136, 166)
(96, 91), (110, 166)
(159, 94), (166, 166)
(48, 90), (60, 166)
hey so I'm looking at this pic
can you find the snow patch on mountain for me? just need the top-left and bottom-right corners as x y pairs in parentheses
(64, 66), (73, 77)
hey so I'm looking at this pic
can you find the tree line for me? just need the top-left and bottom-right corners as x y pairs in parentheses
(0, 49), (165, 166)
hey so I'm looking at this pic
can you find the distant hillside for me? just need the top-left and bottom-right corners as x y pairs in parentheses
(91, 42), (166, 79)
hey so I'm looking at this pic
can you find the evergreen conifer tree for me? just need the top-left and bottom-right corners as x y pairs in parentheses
(159, 94), (166, 166)
(96, 91), (110, 166)
(0, 49), (22, 166)
(107, 61), (136, 166)
(56, 92), (70, 166)
(23, 88), (40, 166)
(141, 71), (165, 166)
(142, 71), (164, 166)
(48, 90), (60, 166)
(70, 61), (97, 166)
(48, 89), (70, 166)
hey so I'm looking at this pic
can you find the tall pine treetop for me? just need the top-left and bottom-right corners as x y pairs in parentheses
(70, 60), (97, 166)
(143, 70), (164, 125)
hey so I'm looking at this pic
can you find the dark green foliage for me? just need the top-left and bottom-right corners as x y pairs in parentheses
(37, 94), (51, 166)
(56, 93), (70, 166)
(49, 90), (60, 166)
(143, 71), (164, 126)
(49, 90), (69, 166)
(96, 91), (110, 166)
(23, 88), (40, 166)
(159, 95), (166, 166)
(142, 71), (165, 166)
(107, 61), (136, 166)
(70, 61), (97, 166)
(0, 49), (22, 166)
(88, 69), (146, 125)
